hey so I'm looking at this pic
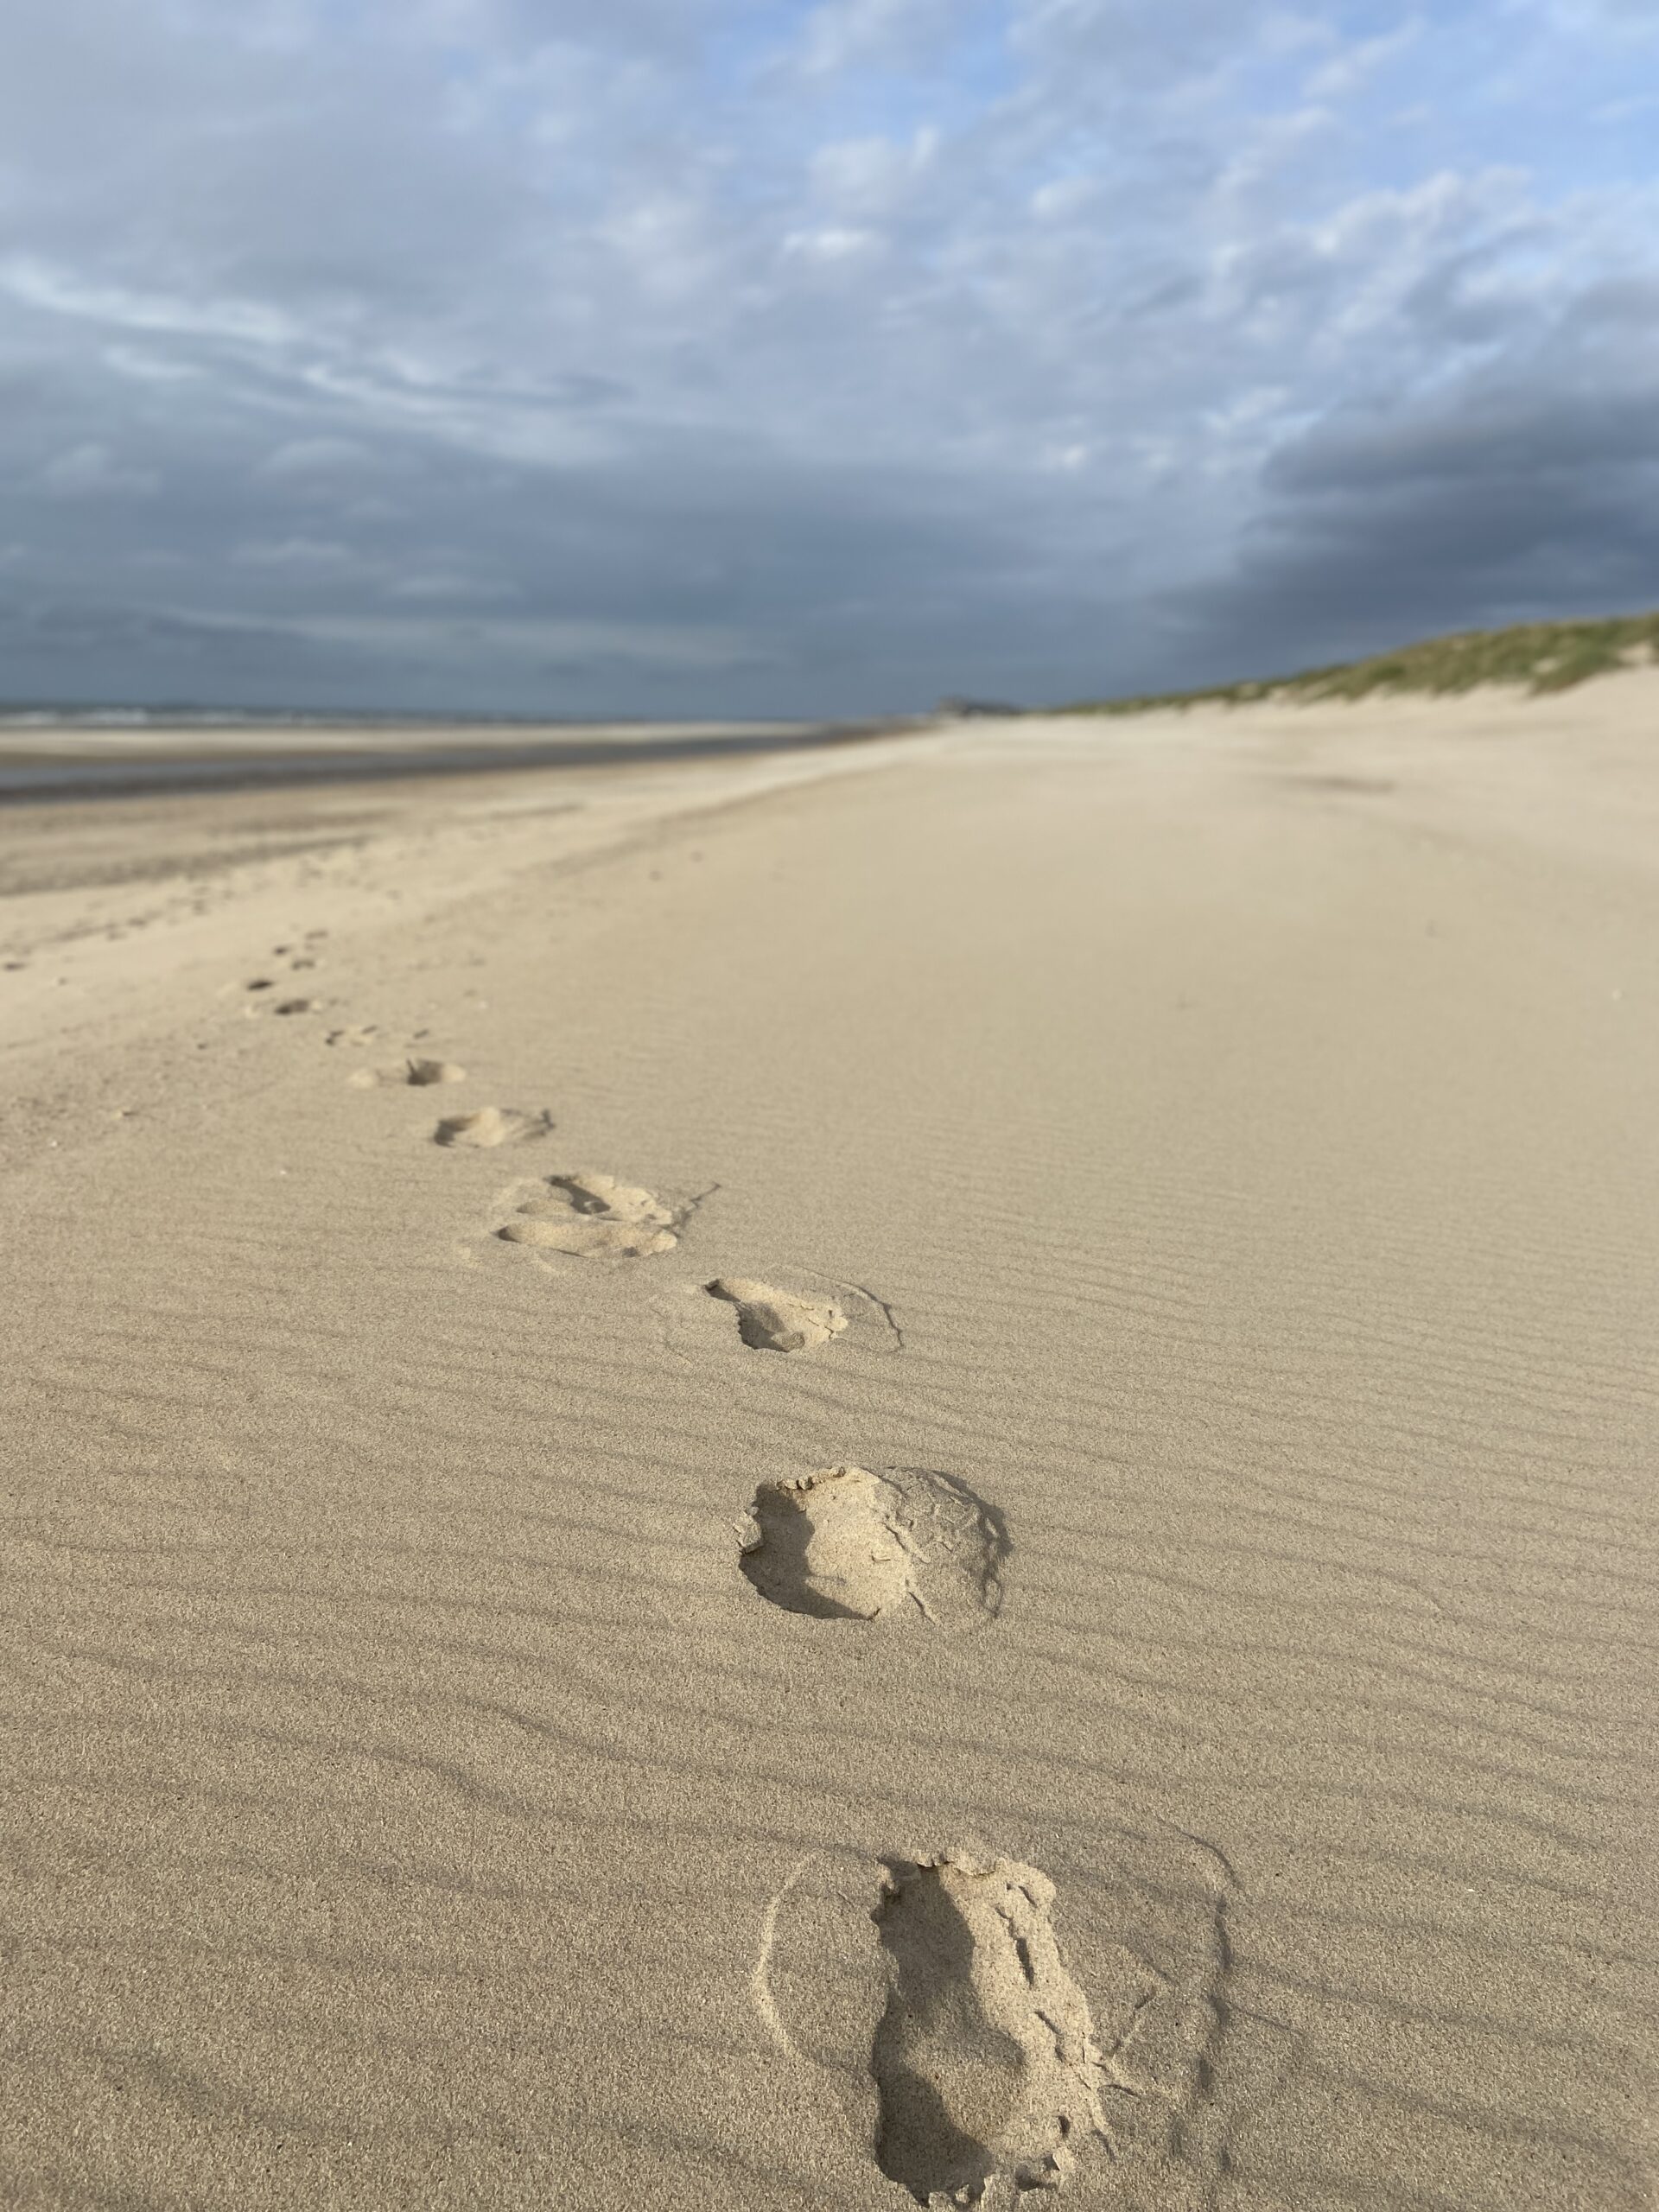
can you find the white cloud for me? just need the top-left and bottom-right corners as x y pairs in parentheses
(1305, 20), (1421, 100)
(1, 256), (299, 347)
(791, 0), (962, 76)
(783, 226), (881, 261)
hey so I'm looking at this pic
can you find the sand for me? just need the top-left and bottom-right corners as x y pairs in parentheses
(1, 689), (1656, 2209)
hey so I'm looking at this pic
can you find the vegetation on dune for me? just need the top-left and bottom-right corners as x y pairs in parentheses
(1059, 609), (1659, 715)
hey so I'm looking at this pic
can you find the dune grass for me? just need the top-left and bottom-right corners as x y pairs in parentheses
(1062, 610), (1659, 715)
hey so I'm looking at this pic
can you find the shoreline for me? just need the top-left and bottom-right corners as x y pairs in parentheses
(0, 715), (908, 804)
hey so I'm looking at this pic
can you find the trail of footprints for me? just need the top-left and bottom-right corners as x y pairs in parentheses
(257, 944), (1124, 2204)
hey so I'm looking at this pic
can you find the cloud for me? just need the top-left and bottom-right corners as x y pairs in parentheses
(39, 442), (160, 498)
(257, 437), (381, 479)
(792, 0), (966, 76)
(1141, 292), (1659, 682)
(0, 0), (1653, 710)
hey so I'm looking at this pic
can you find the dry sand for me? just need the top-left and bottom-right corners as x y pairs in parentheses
(1, 688), (1656, 2209)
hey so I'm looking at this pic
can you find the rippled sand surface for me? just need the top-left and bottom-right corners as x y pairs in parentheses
(2, 691), (1655, 2209)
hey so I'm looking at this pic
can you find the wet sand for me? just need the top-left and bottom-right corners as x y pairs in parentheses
(0, 715), (891, 800)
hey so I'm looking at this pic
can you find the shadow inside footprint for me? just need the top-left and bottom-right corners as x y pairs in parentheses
(499, 1173), (678, 1258)
(706, 1277), (848, 1352)
(872, 1853), (1103, 2202)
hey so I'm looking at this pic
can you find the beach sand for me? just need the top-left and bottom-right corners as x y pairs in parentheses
(2, 689), (1656, 2209)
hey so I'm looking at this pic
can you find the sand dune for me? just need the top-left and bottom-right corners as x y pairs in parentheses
(1, 687), (1656, 2208)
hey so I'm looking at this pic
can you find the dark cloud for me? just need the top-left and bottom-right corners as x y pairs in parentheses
(1147, 354), (1659, 686)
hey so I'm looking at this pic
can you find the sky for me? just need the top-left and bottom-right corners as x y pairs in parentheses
(1, 0), (1656, 715)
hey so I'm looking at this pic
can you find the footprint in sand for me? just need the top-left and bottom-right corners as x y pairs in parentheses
(326, 1024), (379, 1049)
(434, 1106), (552, 1148)
(754, 1834), (1255, 2201)
(497, 1173), (680, 1259)
(347, 1058), (467, 1090)
(706, 1278), (849, 1353)
(665, 1274), (899, 1361)
(871, 1852), (1104, 2202)
(245, 975), (318, 1015)
(272, 935), (326, 969)
(739, 1465), (1007, 1627)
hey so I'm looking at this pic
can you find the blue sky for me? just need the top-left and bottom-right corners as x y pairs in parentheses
(0, 0), (1656, 713)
